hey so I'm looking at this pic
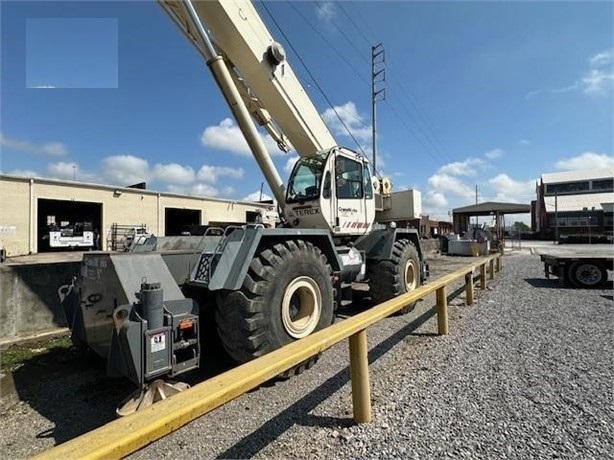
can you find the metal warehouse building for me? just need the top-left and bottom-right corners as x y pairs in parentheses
(0, 174), (275, 258)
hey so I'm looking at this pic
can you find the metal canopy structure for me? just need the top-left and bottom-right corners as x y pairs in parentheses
(452, 201), (531, 235)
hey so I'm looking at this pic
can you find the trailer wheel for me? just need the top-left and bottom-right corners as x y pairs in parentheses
(568, 261), (608, 288)
(368, 239), (420, 314)
(215, 239), (334, 376)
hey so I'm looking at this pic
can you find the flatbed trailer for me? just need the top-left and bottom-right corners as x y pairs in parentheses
(541, 253), (613, 288)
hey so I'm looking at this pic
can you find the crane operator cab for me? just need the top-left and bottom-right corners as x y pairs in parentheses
(284, 147), (377, 236)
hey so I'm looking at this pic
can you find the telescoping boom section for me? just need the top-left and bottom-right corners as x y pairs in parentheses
(161, 0), (337, 156)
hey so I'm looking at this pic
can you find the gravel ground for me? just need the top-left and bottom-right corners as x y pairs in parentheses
(1, 252), (612, 459)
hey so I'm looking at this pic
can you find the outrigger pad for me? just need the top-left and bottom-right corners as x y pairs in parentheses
(116, 379), (190, 417)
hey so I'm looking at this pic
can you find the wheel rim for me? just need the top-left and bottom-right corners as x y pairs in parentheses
(281, 276), (322, 339)
(575, 264), (603, 286)
(404, 260), (417, 291)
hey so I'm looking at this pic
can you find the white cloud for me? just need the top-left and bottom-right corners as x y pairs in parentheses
(371, 147), (384, 171)
(47, 162), (99, 182)
(555, 152), (614, 171)
(582, 69), (614, 96)
(101, 155), (150, 185)
(197, 164), (244, 184)
(583, 48), (614, 95)
(422, 153), (536, 221)
(219, 185), (236, 197)
(168, 183), (220, 197)
(437, 163), (471, 177)
(316, 1), (336, 21)
(28, 85), (56, 89)
(488, 173), (535, 203)
(519, 139), (531, 145)
(527, 48), (614, 98)
(7, 169), (40, 177)
(436, 158), (484, 176)
(321, 101), (371, 144)
(243, 190), (273, 202)
(526, 84), (579, 98)
(425, 158), (488, 204)
(423, 190), (448, 209)
(98, 153), (245, 192)
(283, 155), (299, 176)
(152, 163), (195, 185)
(48, 162), (78, 180)
(485, 148), (503, 159)
(422, 156), (490, 219)
(427, 173), (474, 198)
(200, 118), (283, 157)
(1, 132), (67, 156)
(590, 49), (613, 67)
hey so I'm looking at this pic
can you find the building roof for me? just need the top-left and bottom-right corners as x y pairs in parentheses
(452, 201), (531, 216)
(543, 192), (614, 213)
(0, 173), (272, 208)
(541, 168), (613, 185)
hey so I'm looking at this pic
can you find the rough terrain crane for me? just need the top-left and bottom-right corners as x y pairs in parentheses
(60, 0), (428, 414)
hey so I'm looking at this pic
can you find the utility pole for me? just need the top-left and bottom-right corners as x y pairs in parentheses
(371, 43), (386, 172)
(554, 190), (558, 244)
(475, 184), (478, 227)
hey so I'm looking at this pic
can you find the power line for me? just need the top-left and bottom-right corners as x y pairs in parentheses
(285, 1), (370, 87)
(345, 1), (379, 46)
(338, 1), (455, 164)
(386, 61), (455, 162)
(263, 2), (455, 168)
(282, 2), (371, 131)
(284, 2), (444, 165)
(316, 1), (370, 66)
(384, 100), (442, 165)
(259, 1), (367, 155)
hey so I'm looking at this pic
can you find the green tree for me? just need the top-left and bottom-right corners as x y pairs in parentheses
(513, 221), (530, 233)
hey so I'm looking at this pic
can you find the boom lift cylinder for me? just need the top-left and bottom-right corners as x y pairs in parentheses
(180, 0), (286, 206)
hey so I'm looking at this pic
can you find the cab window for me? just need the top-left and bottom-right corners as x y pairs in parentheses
(322, 172), (331, 199)
(336, 156), (363, 199)
(362, 164), (373, 199)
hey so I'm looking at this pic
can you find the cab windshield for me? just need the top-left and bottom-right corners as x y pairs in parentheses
(286, 151), (329, 203)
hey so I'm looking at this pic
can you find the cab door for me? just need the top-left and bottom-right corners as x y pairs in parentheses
(333, 154), (366, 236)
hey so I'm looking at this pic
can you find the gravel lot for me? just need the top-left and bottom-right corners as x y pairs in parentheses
(1, 252), (612, 459)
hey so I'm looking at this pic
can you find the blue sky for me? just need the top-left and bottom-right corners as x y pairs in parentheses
(26, 17), (118, 88)
(1, 0), (613, 222)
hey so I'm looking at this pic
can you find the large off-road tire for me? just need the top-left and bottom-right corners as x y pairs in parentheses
(215, 239), (334, 376)
(568, 261), (608, 288)
(368, 239), (420, 314)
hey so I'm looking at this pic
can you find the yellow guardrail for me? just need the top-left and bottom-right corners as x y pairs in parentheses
(32, 253), (502, 460)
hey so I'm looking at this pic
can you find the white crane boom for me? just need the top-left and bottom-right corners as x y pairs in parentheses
(160, 0), (337, 157)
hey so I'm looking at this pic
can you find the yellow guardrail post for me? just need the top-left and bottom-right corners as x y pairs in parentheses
(496, 254), (501, 272)
(349, 329), (372, 423)
(436, 286), (448, 335)
(489, 259), (495, 280)
(480, 263), (486, 290)
(464, 271), (474, 305)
